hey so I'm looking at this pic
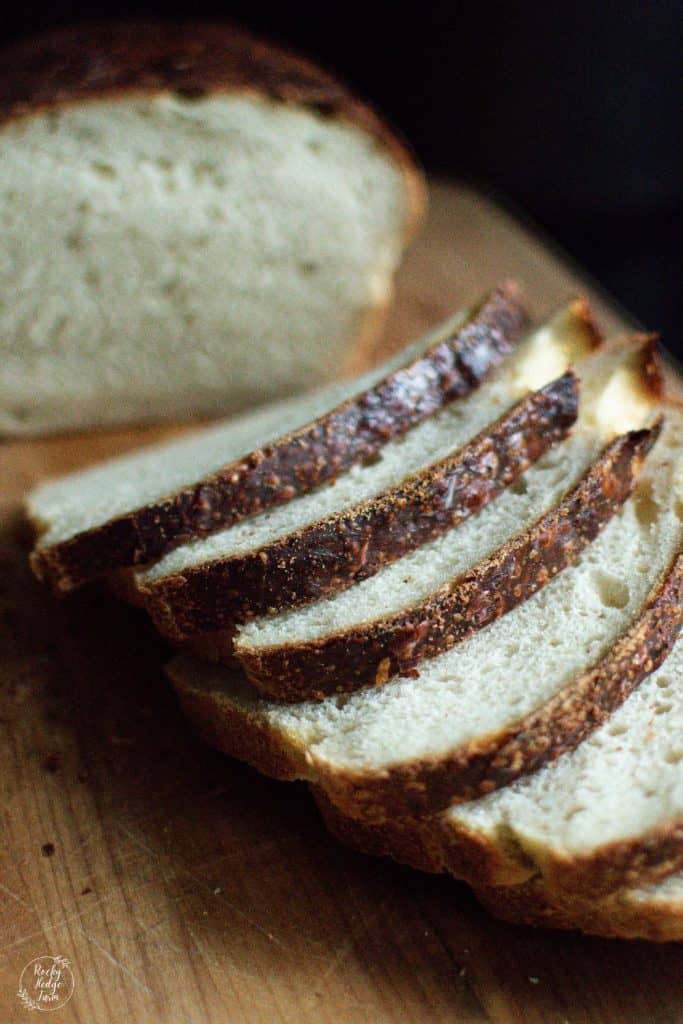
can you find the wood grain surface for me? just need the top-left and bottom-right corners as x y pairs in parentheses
(1, 181), (681, 1024)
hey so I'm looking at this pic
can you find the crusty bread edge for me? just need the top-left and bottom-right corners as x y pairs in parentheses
(474, 878), (683, 943)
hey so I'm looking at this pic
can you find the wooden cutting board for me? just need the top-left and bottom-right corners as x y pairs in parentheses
(1, 181), (681, 1024)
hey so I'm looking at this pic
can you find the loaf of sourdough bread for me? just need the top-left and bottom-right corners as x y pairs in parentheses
(0, 21), (424, 436)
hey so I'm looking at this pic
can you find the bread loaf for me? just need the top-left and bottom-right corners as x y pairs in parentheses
(1, 21), (424, 435)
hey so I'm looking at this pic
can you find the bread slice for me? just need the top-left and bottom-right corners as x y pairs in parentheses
(0, 21), (425, 436)
(438, 597), (683, 897)
(28, 287), (526, 593)
(167, 397), (678, 823)
(310, 548), (682, 896)
(229, 341), (662, 699)
(310, 777), (683, 942)
(474, 873), (683, 943)
(138, 299), (599, 639)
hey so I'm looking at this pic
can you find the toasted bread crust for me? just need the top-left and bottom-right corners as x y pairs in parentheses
(31, 287), (526, 592)
(0, 19), (425, 233)
(148, 372), (579, 643)
(237, 425), (661, 701)
(474, 879), (683, 942)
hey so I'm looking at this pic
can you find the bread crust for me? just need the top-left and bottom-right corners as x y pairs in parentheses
(474, 879), (683, 942)
(145, 372), (579, 643)
(237, 425), (661, 701)
(0, 19), (425, 233)
(172, 679), (307, 783)
(30, 287), (526, 592)
(311, 785), (445, 872)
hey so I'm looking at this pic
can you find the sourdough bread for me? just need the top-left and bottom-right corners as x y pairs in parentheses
(0, 21), (424, 436)
(475, 873), (683, 943)
(439, 594), (683, 896)
(28, 287), (525, 592)
(311, 550), (682, 885)
(230, 341), (662, 699)
(167, 395), (678, 822)
(138, 300), (599, 638)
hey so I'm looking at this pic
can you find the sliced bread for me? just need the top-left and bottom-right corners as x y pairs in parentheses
(474, 873), (683, 942)
(0, 21), (425, 436)
(311, 550), (682, 893)
(228, 340), (662, 699)
(437, 601), (683, 897)
(167, 401), (680, 822)
(138, 299), (600, 638)
(144, 376), (577, 633)
(28, 287), (526, 592)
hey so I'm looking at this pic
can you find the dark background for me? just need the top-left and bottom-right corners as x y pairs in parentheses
(3, 2), (681, 355)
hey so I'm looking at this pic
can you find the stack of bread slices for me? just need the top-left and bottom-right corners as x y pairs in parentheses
(28, 285), (683, 941)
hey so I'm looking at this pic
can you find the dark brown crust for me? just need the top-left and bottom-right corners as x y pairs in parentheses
(238, 425), (661, 702)
(543, 821), (683, 899)
(146, 372), (579, 642)
(0, 19), (424, 229)
(475, 879), (683, 942)
(31, 287), (527, 592)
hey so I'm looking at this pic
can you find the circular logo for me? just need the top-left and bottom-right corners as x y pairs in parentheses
(17, 956), (74, 1012)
